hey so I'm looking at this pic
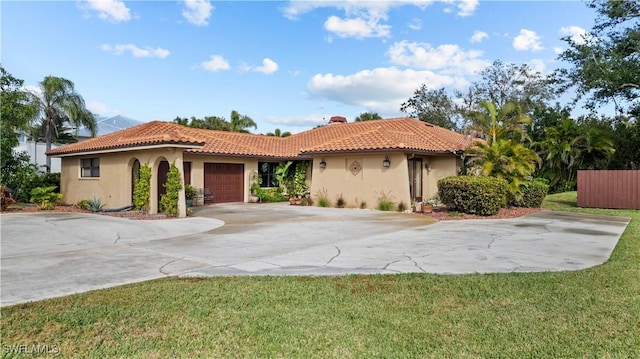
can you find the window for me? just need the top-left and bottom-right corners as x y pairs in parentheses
(259, 162), (279, 187)
(81, 158), (100, 177)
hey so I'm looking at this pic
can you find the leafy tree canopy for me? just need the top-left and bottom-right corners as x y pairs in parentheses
(354, 112), (382, 122)
(557, 0), (640, 119)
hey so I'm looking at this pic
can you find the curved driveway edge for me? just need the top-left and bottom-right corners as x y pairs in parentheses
(0, 206), (631, 307)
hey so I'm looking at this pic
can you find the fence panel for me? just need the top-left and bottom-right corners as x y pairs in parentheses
(577, 170), (640, 209)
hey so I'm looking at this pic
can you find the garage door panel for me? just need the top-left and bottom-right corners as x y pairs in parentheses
(204, 163), (244, 203)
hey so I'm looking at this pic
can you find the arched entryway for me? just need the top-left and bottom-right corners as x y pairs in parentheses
(131, 159), (140, 203)
(157, 160), (170, 205)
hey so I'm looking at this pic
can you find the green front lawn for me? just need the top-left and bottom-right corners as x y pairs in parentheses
(1, 192), (638, 358)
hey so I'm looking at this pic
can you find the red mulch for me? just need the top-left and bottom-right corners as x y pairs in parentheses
(0, 204), (173, 220)
(422, 205), (548, 221)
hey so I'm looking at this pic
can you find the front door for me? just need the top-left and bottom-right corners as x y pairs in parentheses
(408, 158), (423, 202)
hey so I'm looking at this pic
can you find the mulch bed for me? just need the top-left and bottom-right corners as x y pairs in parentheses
(421, 205), (548, 221)
(0, 204), (173, 220)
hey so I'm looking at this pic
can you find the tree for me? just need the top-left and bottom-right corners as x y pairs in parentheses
(465, 60), (559, 115)
(30, 76), (96, 171)
(466, 138), (541, 198)
(466, 101), (531, 143)
(401, 61), (558, 133)
(266, 128), (291, 137)
(229, 110), (257, 133)
(464, 102), (540, 199)
(400, 86), (461, 130)
(354, 112), (382, 122)
(536, 117), (615, 192)
(557, 0), (640, 119)
(609, 116), (640, 169)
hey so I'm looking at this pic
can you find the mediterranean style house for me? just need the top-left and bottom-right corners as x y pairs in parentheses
(46, 117), (474, 217)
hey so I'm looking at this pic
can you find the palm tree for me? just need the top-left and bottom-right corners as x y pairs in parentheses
(31, 76), (96, 172)
(355, 112), (382, 122)
(229, 110), (257, 133)
(467, 138), (541, 197)
(537, 118), (615, 191)
(466, 101), (530, 143)
(266, 128), (291, 137)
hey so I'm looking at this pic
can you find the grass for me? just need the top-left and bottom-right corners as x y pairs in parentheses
(1, 192), (638, 358)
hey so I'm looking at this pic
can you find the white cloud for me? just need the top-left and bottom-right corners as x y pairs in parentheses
(456, 0), (479, 17)
(307, 67), (464, 113)
(387, 40), (490, 75)
(528, 59), (547, 75)
(470, 30), (488, 43)
(408, 18), (422, 30)
(560, 25), (588, 45)
(324, 14), (391, 39)
(267, 114), (328, 128)
(282, 1), (478, 39)
(513, 29), (543, 51)
(101, 44), (170, 58)
(182, 0), (214, 26)
(200, 55), (230, 72)
(553, 46), (564, 55)
(241, 58), (279, 74)
(82, 0), (132, 23)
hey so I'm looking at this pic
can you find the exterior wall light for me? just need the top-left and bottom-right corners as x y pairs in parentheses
(425, 162), (432, 172)
(383, 156), (391, 168)
(319, 159), (327, 169)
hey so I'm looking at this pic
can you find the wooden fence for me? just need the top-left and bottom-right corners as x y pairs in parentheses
(577, 170), (640, 209)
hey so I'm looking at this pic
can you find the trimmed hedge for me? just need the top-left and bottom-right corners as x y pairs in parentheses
(512, 179), (549, 208)
(438, 176), (508, 216)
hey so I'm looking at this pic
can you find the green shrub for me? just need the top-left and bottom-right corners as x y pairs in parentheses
(82, 197), (106, 212)
(159, 162), (182, 216)
(256, 187), (287, 202)
(438, 176), (508, 216)
(335, 193), (346, 208)
(133, 163), (151, 211)
(315, 188), (331, 207)
(376, 191), (395, 211)
(184, 184), (197, 200)
(512, 178), (549, 208)
(29, 185), (63, 210)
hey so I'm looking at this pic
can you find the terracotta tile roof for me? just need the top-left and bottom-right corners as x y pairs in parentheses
(47, 117), (473, 158)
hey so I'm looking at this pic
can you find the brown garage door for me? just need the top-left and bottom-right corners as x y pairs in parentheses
(204, 163), (244, 203)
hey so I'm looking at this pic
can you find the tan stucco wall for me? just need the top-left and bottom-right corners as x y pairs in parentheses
(309, 153), (411, 210)
(309, 153), (459, 210)
(59, 147), (187, 217)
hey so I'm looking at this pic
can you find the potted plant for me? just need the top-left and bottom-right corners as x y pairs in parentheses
(184, 184), (197, 207)
(421, 198), (437, 213)
(249, 170), (262, 203)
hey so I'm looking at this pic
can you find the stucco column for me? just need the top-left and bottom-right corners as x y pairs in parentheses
(173, 155), (187, 218)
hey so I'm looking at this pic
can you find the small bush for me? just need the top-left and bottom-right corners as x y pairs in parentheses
(82, 197), (106, 212)
(397, 201), (407, 212)
(438, 176), (508, 216)
(133, 163), (152, 211)
(316, 188), (331, 207)
(376, 190), (395, 211)
(29, 186), (63, 210)
(159, 162), (182, 216)
(359, 200), (367, 209)
(256, 187), (287, 202)
(512, 179), (549, 208)
(335, 193), (346, 208)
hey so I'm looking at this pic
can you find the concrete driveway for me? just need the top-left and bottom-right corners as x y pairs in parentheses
(0, 204), (630, 306)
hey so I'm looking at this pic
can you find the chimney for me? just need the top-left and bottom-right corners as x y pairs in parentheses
(328, 116), (347, 124)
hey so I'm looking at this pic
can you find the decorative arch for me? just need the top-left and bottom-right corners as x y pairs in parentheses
(155, 157), (170, 211)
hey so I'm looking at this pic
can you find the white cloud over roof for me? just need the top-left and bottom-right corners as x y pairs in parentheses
(387, 40), (489, 75)
(182, 0), (214, 26)
(101, 44), (170, 58)
(560, 25), (588, 45)
(513, 29), (543, 51)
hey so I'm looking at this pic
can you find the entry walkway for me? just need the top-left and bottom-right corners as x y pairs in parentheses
(0, 205), (630, 306)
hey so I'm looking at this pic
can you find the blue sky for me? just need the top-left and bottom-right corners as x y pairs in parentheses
(2, 0), (597, 134)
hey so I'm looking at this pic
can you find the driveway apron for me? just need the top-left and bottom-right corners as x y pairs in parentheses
(0, 204), (630, 306)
